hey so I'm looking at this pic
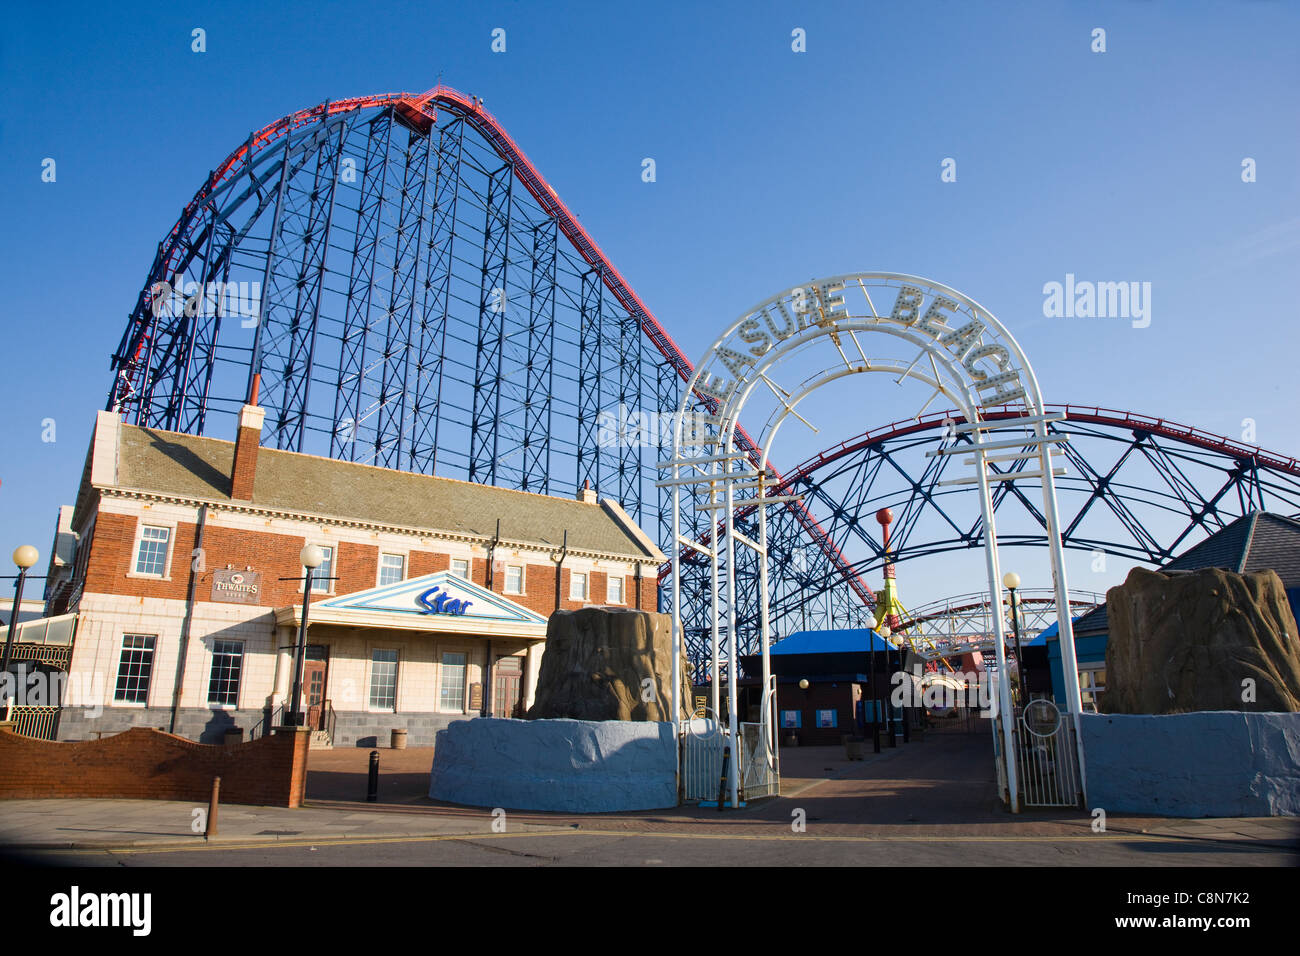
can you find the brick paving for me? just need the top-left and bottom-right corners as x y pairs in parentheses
(301, 732), (1300, 846)
(1, 733), (1293, 853)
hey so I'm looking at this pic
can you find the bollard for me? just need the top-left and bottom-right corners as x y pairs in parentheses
(205, 776), (220, 840)
(716, 745), (731, 811)
(367, 750), (380, 802)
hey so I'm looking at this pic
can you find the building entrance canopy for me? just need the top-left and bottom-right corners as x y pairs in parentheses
(273, 571), (549, 640)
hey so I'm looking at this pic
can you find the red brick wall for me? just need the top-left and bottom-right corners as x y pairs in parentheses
(78, 509), (659, 614)
(230, 426), (259, 500)
(0, 725), (310, 807)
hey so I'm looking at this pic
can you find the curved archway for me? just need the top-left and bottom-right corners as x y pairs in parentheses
(665, 273), (1085, 811)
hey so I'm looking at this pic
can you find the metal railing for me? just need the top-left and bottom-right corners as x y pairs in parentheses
(323, 699), (336, 742)
(5, 705), (61, 741)
(248, 703), (284, 740)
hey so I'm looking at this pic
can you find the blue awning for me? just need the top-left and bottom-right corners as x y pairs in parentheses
(770, 628), (896, 655)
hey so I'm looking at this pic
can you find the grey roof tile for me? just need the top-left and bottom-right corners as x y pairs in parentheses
(111, 424), (661, 560)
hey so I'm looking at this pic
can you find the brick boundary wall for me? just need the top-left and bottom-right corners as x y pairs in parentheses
(0, 724), (311, 808)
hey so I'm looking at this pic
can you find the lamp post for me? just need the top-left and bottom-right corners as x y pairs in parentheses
(2, 546), (40, 716)
(1003, 572), (1025, 707)
(866, 614), (881, 752)
(879, 622), (897, 747)
(288, 544), (324, 727)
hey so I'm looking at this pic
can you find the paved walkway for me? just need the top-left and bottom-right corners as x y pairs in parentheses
(1, 734), (1295, 855)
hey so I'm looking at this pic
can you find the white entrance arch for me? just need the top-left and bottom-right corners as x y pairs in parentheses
(662, 272), (1087, 812)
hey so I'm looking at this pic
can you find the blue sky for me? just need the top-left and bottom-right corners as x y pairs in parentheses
(2, 0), (1298, 608)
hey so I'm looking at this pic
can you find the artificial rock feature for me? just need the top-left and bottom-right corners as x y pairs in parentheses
(527, 607), (693, 721)
(1102, 566), (1300, 714)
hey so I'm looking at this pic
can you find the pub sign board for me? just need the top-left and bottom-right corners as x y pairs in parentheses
(211, 569), (262, 604)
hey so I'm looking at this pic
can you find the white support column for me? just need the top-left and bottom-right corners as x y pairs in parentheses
(671, 480), (682, 731)
(272, 625), (295, 704)
(523, 641), (543, 710)
(709, 477), (722, 722)
(757, 476), (774, 761)
(972, 435), (1020, 812)
(722, 449), (741, 809)
(1035, 420), (1089, 804)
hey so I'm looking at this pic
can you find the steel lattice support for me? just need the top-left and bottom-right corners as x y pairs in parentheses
(687, 408), (1300, 669)
(521, 221), (558, 493)
(371, 125), (431, 469)
(469, 160), (514, 484)
(576, 267), (604, 492)
(408, 119), (465, 475)
(106, 89), (1300, 699)
(333, 110), (393, 459)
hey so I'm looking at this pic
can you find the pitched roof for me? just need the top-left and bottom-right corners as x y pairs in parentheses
(102, 423), (663, 561)
(1048, 512), (1300, 639)
(1163, 512), (1300, 588)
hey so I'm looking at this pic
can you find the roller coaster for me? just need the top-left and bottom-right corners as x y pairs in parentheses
(106, 85), (1300, 673)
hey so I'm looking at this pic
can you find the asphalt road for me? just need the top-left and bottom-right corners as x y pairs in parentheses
(20, 826), (1296, 867)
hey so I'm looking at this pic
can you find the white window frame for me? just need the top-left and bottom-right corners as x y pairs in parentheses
(127, 520), (176, 580)
(606, 574), (625, 605)
(377, 552), (406, 588)
(449, 557), (470, 581)
(504, 564), (524, 595)
(368, 648), (400, 712)
(206, 639), (245, 709)
(1078, 664), (1107, 712)
(113, 633), (158, 707)
(305, 544), (335, 595)
(570, 571), (588, 602)
(439, 651), (468, 714)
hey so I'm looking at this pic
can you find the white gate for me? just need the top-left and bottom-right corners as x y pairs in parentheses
(680, 710), (780, 804)
(1015, 699), (1082, 807)
(738, 722), (779, 800)
(681, 717), (726, 802)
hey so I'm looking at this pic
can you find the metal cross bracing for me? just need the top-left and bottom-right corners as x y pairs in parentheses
(109, 86), (883, 647)
(675, 404), (1300, 676)
(106, 86), (1300, 685)
(893, 588), (1105, 661)
(109, 88), (689, 555)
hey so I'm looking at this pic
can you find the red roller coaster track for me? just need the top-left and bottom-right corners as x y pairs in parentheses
(131, 84), (877, 607)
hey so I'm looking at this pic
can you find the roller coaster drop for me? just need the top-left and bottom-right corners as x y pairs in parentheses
(108, 85), (1300, 677)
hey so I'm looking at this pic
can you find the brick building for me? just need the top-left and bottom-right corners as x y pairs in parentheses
(42, 400), (663, 746)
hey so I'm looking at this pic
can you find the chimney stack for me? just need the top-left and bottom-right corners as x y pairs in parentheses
(230, 375), (264, 501)
(576, 478), (598, 505)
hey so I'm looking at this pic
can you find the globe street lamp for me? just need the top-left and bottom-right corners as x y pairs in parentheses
(1003, 571), (1025, 707)
(2, 545), (40, 715)
(288, 544), (324, 727)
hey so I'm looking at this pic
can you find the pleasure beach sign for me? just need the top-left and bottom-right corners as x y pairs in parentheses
(662, 272), (1088, 814)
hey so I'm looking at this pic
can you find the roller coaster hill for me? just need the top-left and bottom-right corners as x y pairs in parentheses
(107, 85), (1300, 674)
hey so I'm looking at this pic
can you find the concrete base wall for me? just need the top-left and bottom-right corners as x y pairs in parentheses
(1081, 712), (1300, 817)
(57, 706), (265, 744)
(58, 705), (470, 748)
(430, 718), (677, 812)
(333, 712), (462, 748)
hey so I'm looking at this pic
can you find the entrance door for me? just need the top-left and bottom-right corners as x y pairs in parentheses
(304, 659), (328, 730)
(492, 656), (524, 718)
